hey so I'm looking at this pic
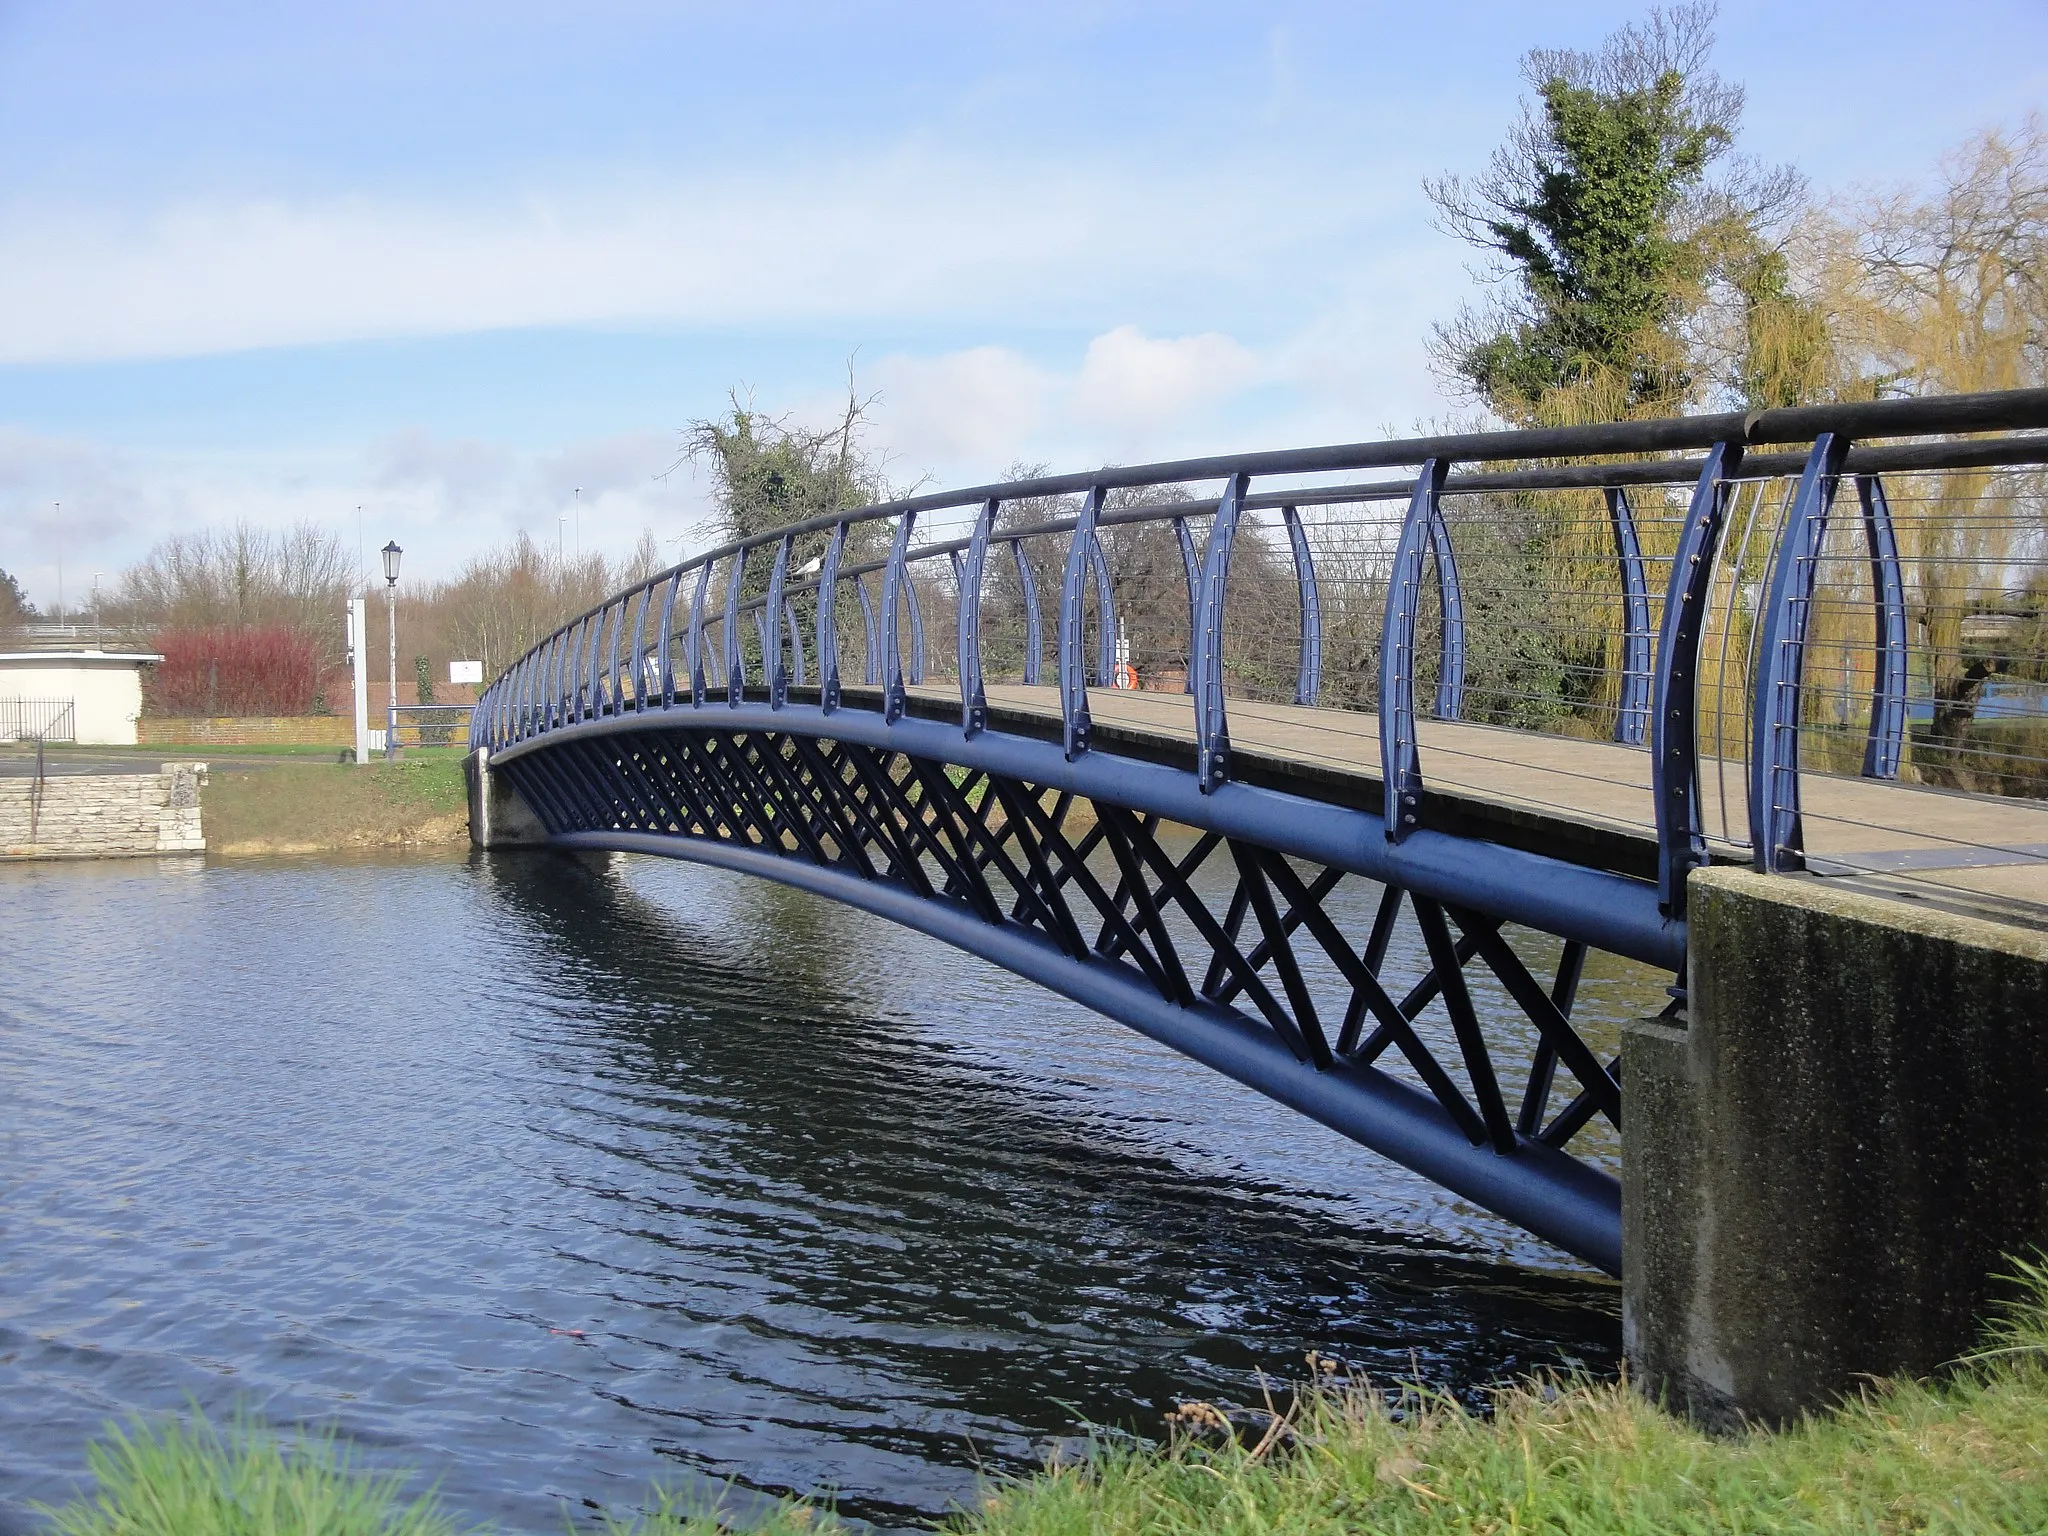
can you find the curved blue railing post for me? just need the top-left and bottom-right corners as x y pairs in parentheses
(595, 603), (617, 716)
(1381, 458), (1448, 840)
(1191, 471), (1252, 791)
(1012, 538), (1043, 685)
(656, 569), (682, 707)
(881, 512), (916, 722)
(1605, 488), (1653, 745)
(1173, 515), (1199, 696)
(785, 598), (807, 690)
(765, 532), (792, 709)
(959, 498), (994, 735)
(567, 616), (589, 723)
(1059, 487), (1105, 758)
(625, 587), (649, 710)
(1281, 503), (1322, 707)
(515, 654), (534, 740)
(1651, 442), (1742, 913)
(723, 549), (748, 707)
(1857, 474), (1909, 780)
(1751, 433), (1852, 872)
(906, 564), (927, 686)
(1090, 527), (1116, 685)
(817, 521), (846, 713)
(857, 577), (880, 686)
(1428, 494), (1465, 719)
(687, 562), (711, 706)
(545, 629), (565, 729)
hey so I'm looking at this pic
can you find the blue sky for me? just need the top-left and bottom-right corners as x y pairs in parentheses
(1, 1), (2043, 605)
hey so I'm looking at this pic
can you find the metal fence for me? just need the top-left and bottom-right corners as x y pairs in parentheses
(0, 698), (77, 744)
(472, 389), (2048, 918)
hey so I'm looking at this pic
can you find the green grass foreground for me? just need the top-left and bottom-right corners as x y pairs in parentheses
(44, 1265), (2048, 1535)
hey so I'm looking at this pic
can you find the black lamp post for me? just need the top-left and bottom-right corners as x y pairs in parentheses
(382, 541), (403, 760)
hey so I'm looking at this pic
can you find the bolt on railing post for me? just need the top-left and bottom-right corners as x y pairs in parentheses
(1857, 474), (1909, 780)
(881, 511), (916, 722)
(1606, 488), (1653, 745)
(817, 521), (846, 712)
(1750, 433), (1852, 872)
(1012, 537), (1042, 685)
(1651, 441), (1743, 913)
(765, 532), (792, 710)
(1059, 487), (1105, 758)
(1173, 516), (1199, 696)
(1381, 458), (1448, 839)
(1280, 503), (1321, 707)
(723, 548), (748, 707)
(687, 562), (711, 706)
(958, 498), (994, 736)
(1191, 471), (1251, 790)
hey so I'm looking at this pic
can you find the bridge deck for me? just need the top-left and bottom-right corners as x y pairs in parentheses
(882, 683), (2048, 917)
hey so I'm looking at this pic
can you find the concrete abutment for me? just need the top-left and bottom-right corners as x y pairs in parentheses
(466, 748), (550, 849)
(1625, 866), (2048, 1426)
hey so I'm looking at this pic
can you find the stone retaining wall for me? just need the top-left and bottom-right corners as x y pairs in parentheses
(0, 763), (207, 858)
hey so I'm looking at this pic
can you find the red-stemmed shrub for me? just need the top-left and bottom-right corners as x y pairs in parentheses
(147, 625), (337, 717)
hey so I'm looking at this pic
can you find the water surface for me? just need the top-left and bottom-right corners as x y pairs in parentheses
(0, 848), (1644, 1530)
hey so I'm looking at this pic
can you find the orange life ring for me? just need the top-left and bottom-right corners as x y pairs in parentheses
(1112, 663), (1140, 690)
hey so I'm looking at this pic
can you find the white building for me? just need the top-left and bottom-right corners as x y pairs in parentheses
(0, 651), (161, 745)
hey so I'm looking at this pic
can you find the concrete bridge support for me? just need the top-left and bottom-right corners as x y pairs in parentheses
(1625, 867), (2048, 1426)
(465, 749), (549, 849)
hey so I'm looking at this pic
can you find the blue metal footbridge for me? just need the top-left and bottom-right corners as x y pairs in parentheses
(469, 390), (2048, 1273)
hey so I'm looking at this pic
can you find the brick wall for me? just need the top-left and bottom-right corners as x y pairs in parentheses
(0, 763), (206, 858)
(140, 716), (355, 747)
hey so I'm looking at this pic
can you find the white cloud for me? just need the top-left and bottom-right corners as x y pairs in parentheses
(871, 347), (1054, 467)
(0, 145), (1371, 366)
(1070, 326), (1261, 438)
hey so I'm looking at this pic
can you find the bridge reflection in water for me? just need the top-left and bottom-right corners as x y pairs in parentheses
(470, 389), (2048, 1275)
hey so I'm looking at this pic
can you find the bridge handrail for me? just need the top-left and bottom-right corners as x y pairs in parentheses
(475, 388), (2048, 914)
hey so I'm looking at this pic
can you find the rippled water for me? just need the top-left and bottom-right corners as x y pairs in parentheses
(0, 847), (1652, 1531)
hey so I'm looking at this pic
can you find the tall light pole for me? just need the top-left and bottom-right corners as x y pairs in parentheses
(574, 487), (581, 561)
(382, 540), (403, 760)
(53, 502), (62, 627)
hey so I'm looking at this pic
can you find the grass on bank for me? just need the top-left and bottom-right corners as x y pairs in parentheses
(202, 757), (469, 854)
(42, 1260), (2048, 1536)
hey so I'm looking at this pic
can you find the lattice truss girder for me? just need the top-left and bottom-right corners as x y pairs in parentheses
(503, 728), (1622, 1160)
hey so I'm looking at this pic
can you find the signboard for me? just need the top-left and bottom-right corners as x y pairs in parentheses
(449, 660), (484, 684)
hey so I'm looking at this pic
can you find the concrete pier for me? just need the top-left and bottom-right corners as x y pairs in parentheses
(1624, 867), (2048, 1426)
(465, 748), (550, 849)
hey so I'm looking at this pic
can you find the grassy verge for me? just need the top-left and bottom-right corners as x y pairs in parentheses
(203, 758), (469, 855)
(40, 1263), (2048, 1535)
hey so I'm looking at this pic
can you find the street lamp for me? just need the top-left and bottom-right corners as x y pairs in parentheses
(382, 541), (403, 760)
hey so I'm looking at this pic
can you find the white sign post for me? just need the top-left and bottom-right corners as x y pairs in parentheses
(348, 596), (371, 766)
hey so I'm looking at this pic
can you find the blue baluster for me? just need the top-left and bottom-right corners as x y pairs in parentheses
(1191, 472), (1251, 790)
(1751, 434), (1851, 871)
(1606, 488), (1653, 745)
(1381, 458), (1448, 839)
(1058, 487), (1104, 758)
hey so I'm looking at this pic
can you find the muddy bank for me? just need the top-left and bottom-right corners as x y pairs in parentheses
(202, 756), (469, 856)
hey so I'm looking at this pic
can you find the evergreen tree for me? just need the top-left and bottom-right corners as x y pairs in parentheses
(1427, 3), (1800, 422)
